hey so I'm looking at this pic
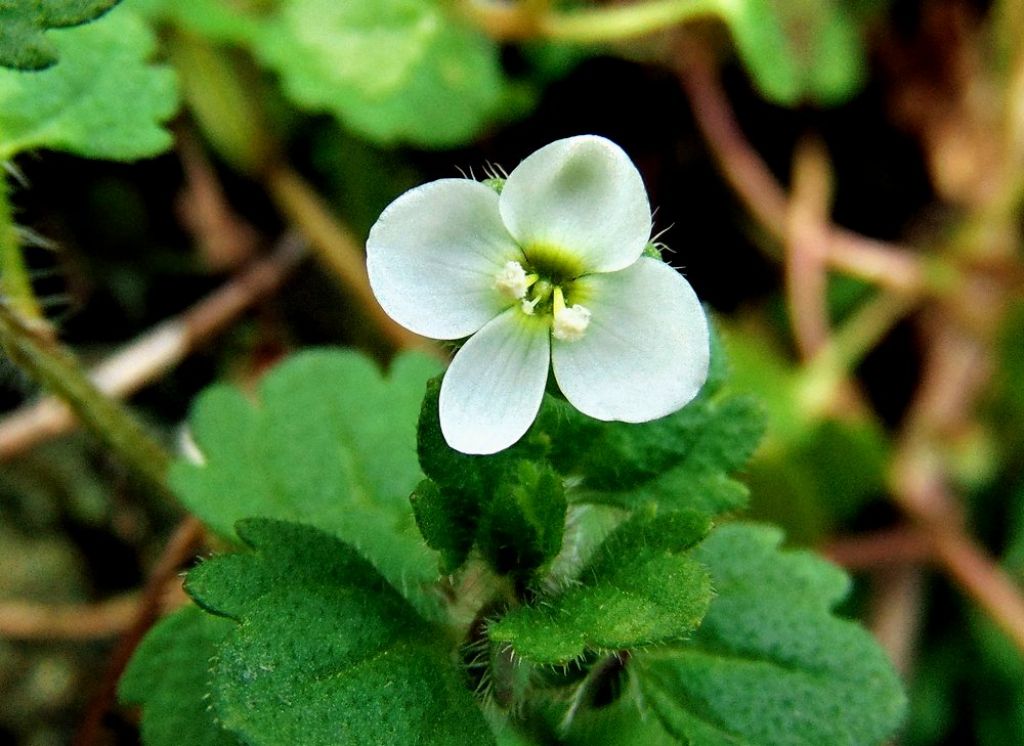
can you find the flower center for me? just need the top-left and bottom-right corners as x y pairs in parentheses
(493, 259), (591, 342)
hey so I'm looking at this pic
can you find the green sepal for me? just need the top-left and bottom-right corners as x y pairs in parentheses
(411, 478), (477, 574)
(488, 508), (713, 665)
(418, 375), (548, 502)
(185, 518), (495, 746)
(477, 460), (567, 577)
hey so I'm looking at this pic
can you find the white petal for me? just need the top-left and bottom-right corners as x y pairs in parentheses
(439, 309), (550, 455)
(551, 258), (709, 422)
(367, 179), (522, 340)
(499, 135), (652, 274)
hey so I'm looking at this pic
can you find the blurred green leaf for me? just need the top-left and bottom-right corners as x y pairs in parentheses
(718, 0), (867, 106)
(0, 0), (121, 70)
(723, 322), (888, 542)
(251, 0), (507, 147)
(489, 508), (712, 665)
(0, 6), (178, 160)
(635, 523), (906, 745)
(185, 519), (495, 746)
(120, 605), (240, 746)
(170, 350), (443, 617)
(130, 0), (260, 43)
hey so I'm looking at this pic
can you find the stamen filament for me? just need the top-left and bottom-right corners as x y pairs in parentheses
(553, 286), (567, 315)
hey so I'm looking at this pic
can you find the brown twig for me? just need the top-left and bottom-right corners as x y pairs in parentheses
(176, 130), (260, 271)
(785, 137), (832, 360)
(824, 526), (933, 570)
(868, 566), (926, 676)
(674, 37), (928, 295)
(0, 232), (307, 460)
(675, 31), (1024, 655)
(264, 164), (445, 359)
(0, 594), (139, 640)
(75, 516), (205, 746)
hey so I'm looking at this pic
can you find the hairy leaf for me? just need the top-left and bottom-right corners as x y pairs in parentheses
(562, 393), (765, 517)
(186, 519), (494, 746)
(477, 460), (567, 577)
(171, 350), (443, 616)
(119, 605), (240, 746)
(489, 509), (712, 665)
(635, 523), (906, 745)
(0, 7), (178, 160)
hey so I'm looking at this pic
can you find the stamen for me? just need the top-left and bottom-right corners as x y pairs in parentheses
(552, 287), (591, 342)
(494, 261), (531, 300)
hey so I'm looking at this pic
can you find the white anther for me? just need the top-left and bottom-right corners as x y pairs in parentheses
(553, 303), (591, 342)
(494, 261), (530, 300)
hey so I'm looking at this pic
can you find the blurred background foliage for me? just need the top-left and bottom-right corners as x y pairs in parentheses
(0, 0), (1023, 743)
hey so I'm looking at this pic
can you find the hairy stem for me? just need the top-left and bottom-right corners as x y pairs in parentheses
(0, 174), (43, 321)
(0, 232), (307, 460)
(0, 299), (173, 498)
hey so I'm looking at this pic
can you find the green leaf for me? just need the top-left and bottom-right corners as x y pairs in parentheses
(718, 0), (867, 106)
(0, 6), (178, 160)
(489, 508), (712, 665)
(170, 350), (443, 616)
(567, 394), (765, 517)
(129, 0), (260, 44)
(411, 478), (477, 573)
(186, 519), (494, 746)
(634, 523), (906, 746)
(478, 460), (567, 577)
(552, 678), (678, 746)
(251, 0), (508, 147)
(119, 605), (240, 746)
(0, 0), (120, 70)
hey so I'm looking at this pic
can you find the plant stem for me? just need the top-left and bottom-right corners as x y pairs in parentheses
(0, 174), (44, 321)
(0, 232), (307, 460)
(540, 0), (717, 42)
(0, 594), (140, 640)
(0, 299), (173, 498)
(797, 291), (919, 417)
(673, 37), (942, 296)
(785, 137), (832, 361)
(466, 0), (717, 42)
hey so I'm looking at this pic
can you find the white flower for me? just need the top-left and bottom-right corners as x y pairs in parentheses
(367, 135), (710, 455)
